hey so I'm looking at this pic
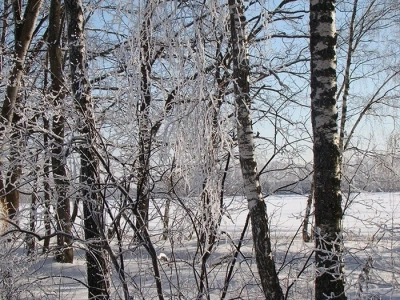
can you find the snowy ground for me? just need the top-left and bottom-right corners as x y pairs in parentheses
(1, 192), (399, 299)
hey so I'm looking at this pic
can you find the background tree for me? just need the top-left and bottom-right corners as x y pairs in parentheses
(337, 0), (400, 190)
(0, 0), (43, 230)
(65, 0), (110, 297)
(48, 0), (73, 263)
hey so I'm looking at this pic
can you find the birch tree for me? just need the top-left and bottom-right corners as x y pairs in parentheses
(303, 0), (400, 242)
(229, 0), (283, 298)
(310, 0), (345, 299)
(65, 0), (110, 297)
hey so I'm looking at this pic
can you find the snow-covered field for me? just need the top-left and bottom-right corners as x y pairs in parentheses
(1, 193), (399, 299)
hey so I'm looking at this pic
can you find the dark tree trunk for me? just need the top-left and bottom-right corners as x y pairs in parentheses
(0, 0), (9, 74)
(135, 2), (153, 235)
(27, 184), (38, 254)
(42, 115), (52, 252)
(0, 0), (6, 218)
(134, 1), (179, 236)
(130, 1), (152, 236)
(0, 0), (43, 231)
(65, 0), (110, 297)
(310, 1), (346, 299)
(2, 0), (43, 124)
(48, 0), (73, 264)
(4, 159), (20, 221)
(302, 180), (314, 243)
(229, 0), (283, 299)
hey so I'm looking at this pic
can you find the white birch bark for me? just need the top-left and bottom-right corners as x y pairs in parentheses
(229, 0), (283, 298)
(310, 1), (345, 299)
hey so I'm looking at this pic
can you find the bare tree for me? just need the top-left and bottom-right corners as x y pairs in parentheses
(65, 0), (110, 297)
(48, 0), (73, 263)
(0, 0), (43, 230)
(229, 0), (283, 299)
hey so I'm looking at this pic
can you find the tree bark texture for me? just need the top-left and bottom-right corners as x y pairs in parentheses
(2, 0), (43, 124)
(302, 180), (313, 243)
(49, 0), (73, 263)
(0, 0), (43, 230)
(229, 0), (283, 299)
(135, 2), (154, 235)
(0, 0), (10, 74)
(65, 0), (110, 297)
(310, 1), (346, 299)
(27, 179), (38, 254)
(42, 116), (52, 252)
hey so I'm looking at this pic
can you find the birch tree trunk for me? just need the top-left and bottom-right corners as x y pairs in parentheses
(302, 179), (313, 243)
(65, 0), (110, 297)
(310, 1), (345, 299)
(229, 0), (283, 299)
(48, 0), (73, 263)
